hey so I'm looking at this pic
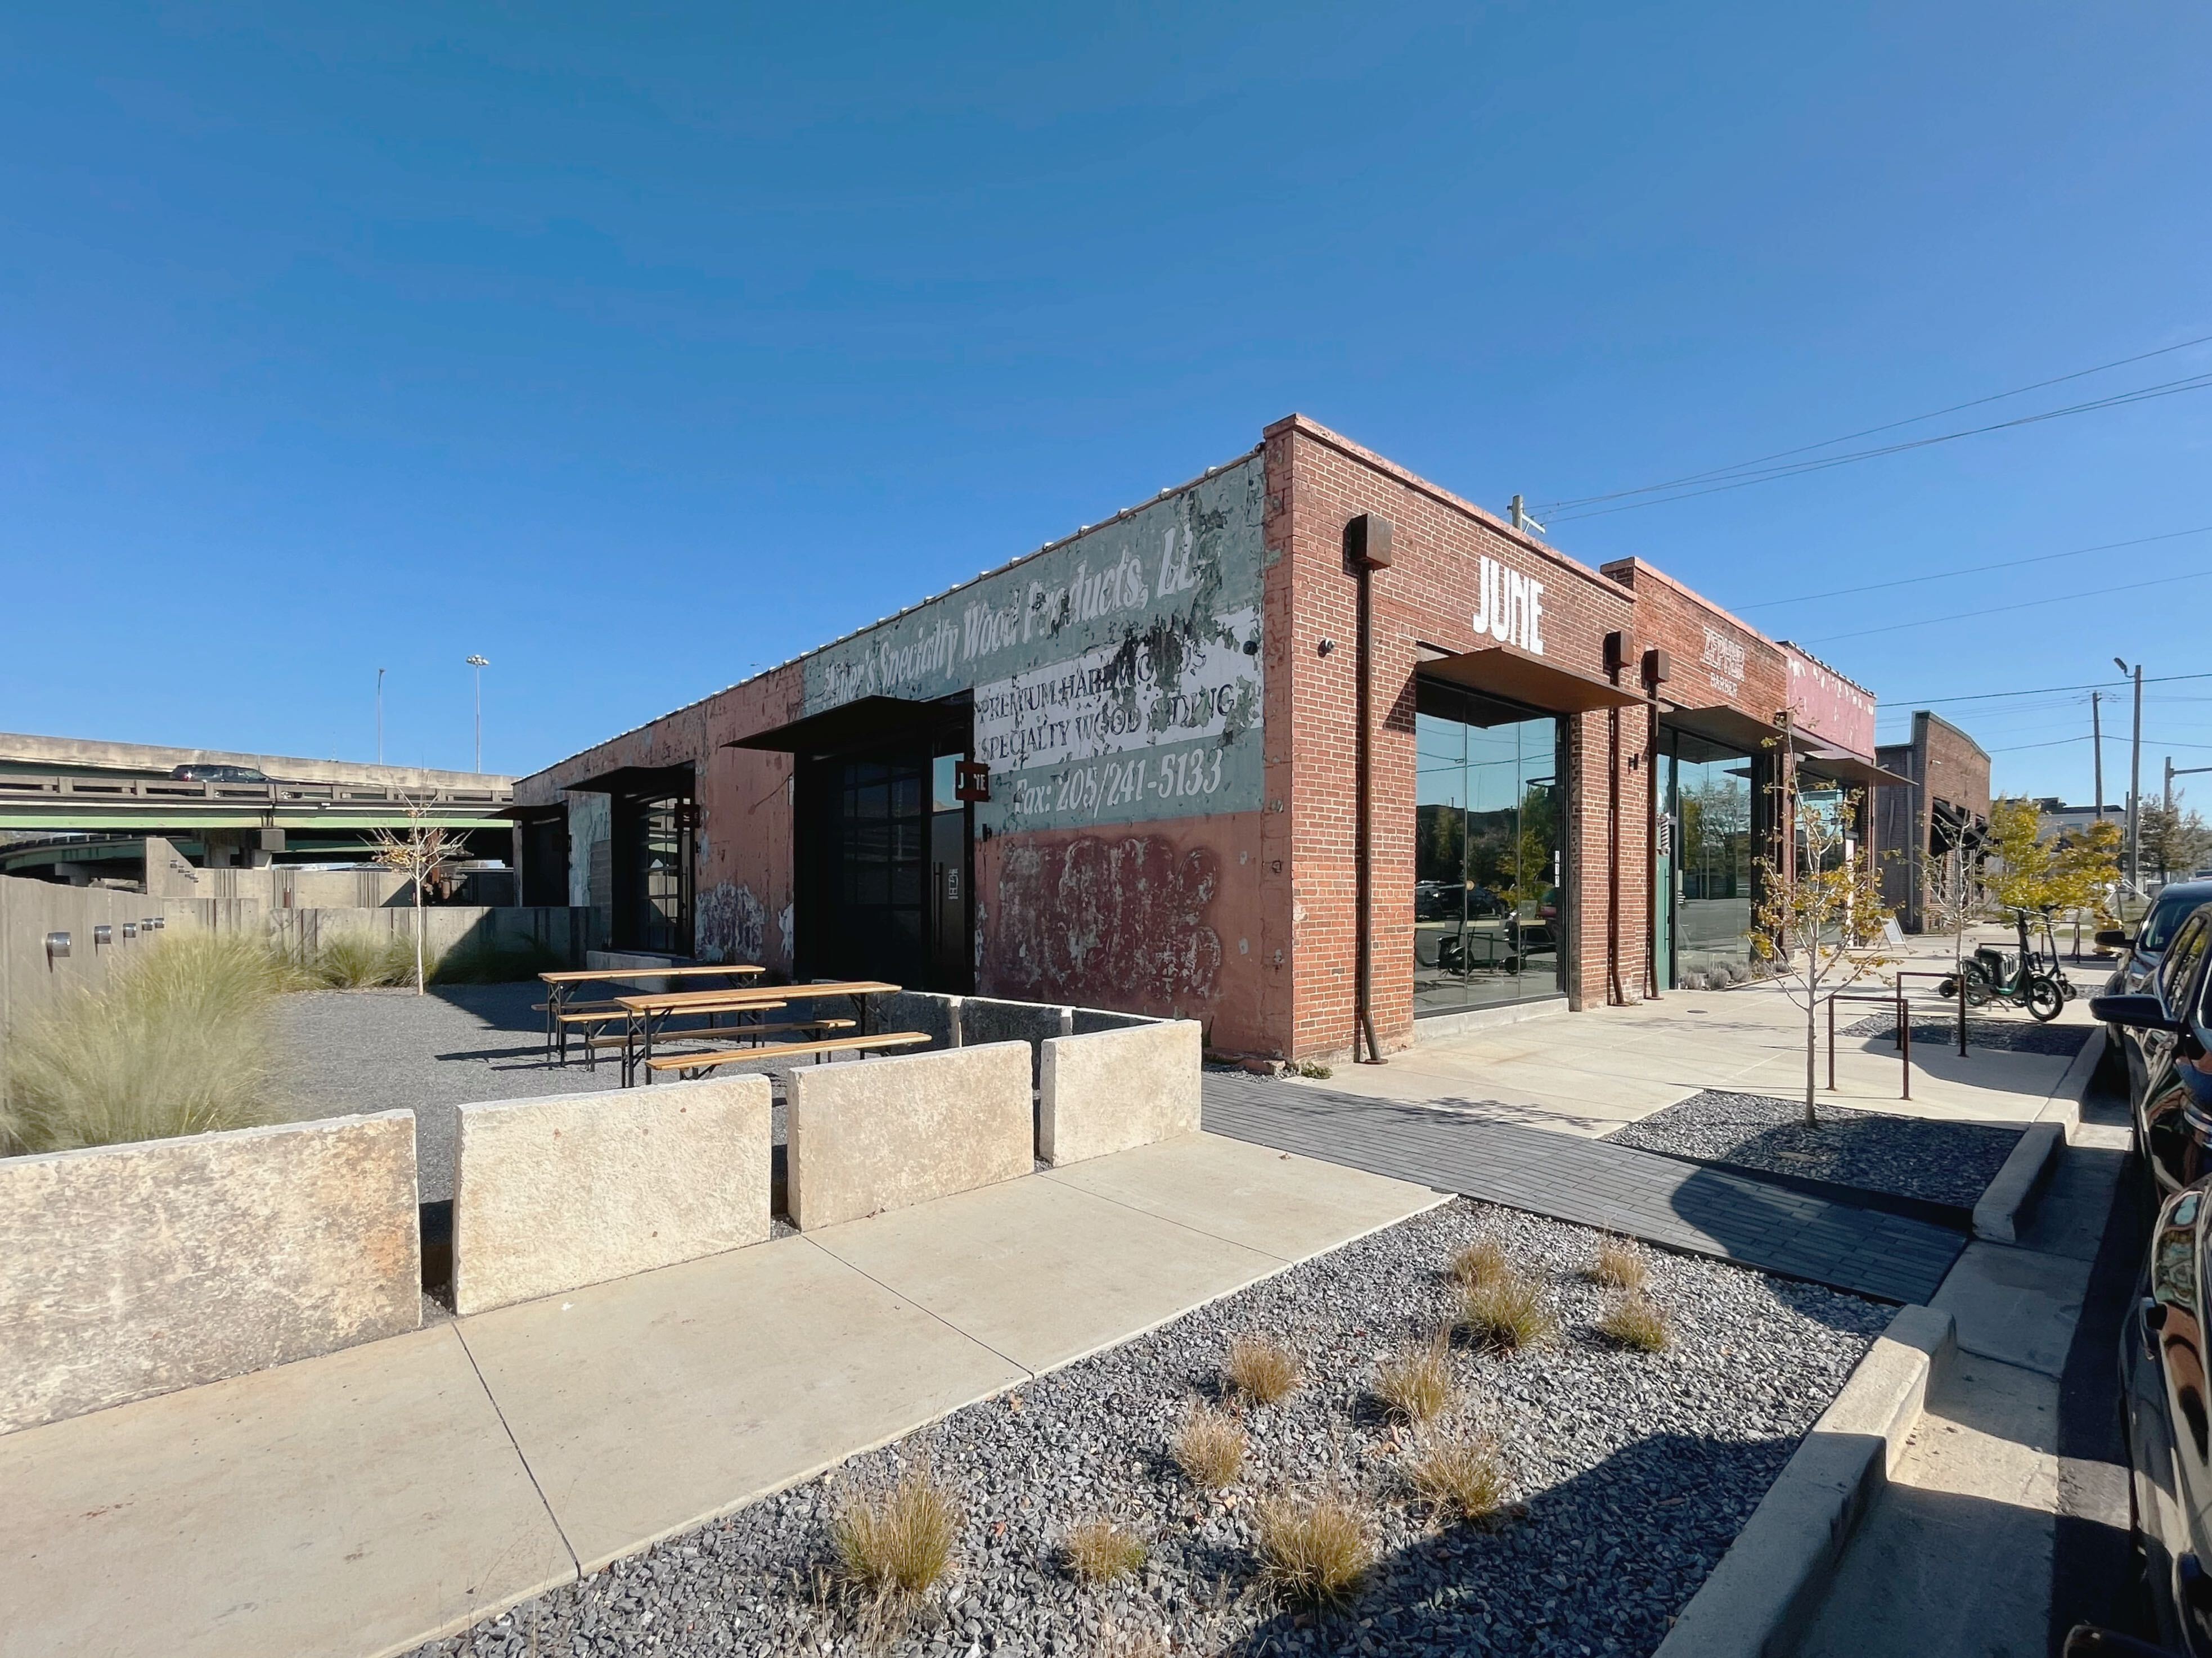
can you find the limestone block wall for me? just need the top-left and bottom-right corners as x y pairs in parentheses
(451, 1077), (772, 1315)
(787, 1041), (1032, 1229)
(1038, 1019), (1203, 1166)
(0, 1111), (421, 1434)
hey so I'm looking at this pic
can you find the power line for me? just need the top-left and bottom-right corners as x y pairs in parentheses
(1544, 372), (2212, 523)
(1535, 331), (2212, 515)
(1735, 525), (2212, 611)
(1882, 671), (2212, 706)
(1802, 568), (2212, 645)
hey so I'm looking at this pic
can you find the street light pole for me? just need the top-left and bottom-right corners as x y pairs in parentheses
(2115, 657), (2144, 894)
(376, 667), (386, 765)
(465, 656), (489, 773)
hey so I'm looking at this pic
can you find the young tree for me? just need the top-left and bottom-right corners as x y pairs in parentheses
(1982, 798), (2057, 915)
(2050, 817), (2123, 952)
(1921, 840), (1982, 981)
(2139, 801), (2212, 883)
(370, 801), (467, 994)
(1749, 780), (1897, 1129)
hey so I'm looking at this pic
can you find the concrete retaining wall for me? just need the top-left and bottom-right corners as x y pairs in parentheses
(272, 905), (590, 969)
(0, 1111), (421, 1435)
(788, 1041), (1032, 1230)
(452, 1077), (772, 1315)
(0, 877), (253, 1073)
(1039, 1019), (1203, 1166)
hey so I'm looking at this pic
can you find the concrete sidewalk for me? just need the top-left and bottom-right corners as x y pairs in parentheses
(1795, 1087), (2140, 1654)
(1302, 961), (2096, 1139)
(0, 1132), (1442, 1658)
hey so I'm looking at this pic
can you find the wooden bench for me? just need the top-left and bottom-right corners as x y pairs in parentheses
(643, 1030), (931, 1083)
(559, 1001), (788, 1070)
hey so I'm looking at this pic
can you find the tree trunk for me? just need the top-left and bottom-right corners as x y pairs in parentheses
(1805, 992), (1819, 1128)
(413, 871), (426, 995)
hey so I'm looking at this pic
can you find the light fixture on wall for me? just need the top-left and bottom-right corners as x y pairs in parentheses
(121, 922), (138, 940)
(44, 931), (70, 968)
(93, 924), (113, 948)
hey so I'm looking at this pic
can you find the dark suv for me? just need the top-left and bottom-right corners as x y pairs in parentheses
(168, 763), (271, 784)
(2106, 880), (2212, 1105)
(2121, 1182), (2212, 1654)
(2096, 903), (2212, 1200)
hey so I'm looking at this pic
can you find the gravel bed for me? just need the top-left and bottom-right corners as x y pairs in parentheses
(406, 1199), (1887, 1658)
(1839, 1010), (2091, 1057)
(271, 983), (818, 1201)
(1607, 1089), (2021, 1210)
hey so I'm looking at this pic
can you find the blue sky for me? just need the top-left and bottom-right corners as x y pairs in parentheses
(2, 4), (2206, 803)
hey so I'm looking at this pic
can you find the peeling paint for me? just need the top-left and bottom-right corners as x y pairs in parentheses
(986, 832), (1225, 1014)
(695, 882), (767, 965)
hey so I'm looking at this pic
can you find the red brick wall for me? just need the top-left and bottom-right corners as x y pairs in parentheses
(1267, 417), (1646, 1057)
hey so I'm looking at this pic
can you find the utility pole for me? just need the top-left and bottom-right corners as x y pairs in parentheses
(465, 656), (489, 774)
(2091, 691), (2103, 819)
(2115, 657), (2144, 894)
(376, 667), (386, 765)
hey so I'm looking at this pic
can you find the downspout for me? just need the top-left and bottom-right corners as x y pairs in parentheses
(1348, 514), (1392, 1065)
(1604, 633), (1626, 1006)
(1643, 647), (1671, 998)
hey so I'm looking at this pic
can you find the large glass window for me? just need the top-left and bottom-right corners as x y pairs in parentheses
(1413, 681), (1564, 1015)
(1660, 731), (1755, 988)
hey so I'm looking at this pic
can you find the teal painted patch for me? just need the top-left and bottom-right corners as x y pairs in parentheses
(803, 457), (1265, 833)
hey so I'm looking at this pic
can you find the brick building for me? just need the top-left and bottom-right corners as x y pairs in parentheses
(515, 416), (1898, 1060)
(1876, 711), (1993, 933)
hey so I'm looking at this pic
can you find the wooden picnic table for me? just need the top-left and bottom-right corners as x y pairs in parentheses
(614, 980), (901, 1085)
(537, 963), (765, 1060)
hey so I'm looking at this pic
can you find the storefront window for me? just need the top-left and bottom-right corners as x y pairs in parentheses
(1413, 682), (1563, 1015)
(1660, 732), (1754, 988)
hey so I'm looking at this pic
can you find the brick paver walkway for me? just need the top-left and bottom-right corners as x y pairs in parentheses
(1203, 1073), (1964, 1304)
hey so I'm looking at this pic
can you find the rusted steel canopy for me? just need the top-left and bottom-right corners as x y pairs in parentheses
(1797, 746), (1913, 790)
(1414, 642), (1645, 714)
(1662, 704), (1787, 755)
(722, 695), (954, 755)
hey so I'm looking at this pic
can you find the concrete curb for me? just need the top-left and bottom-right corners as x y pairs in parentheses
(1652, 1304), (1955, 1658)
(2034, 1024), (2106, 1138)
(1971, 1122), (2063, 1245)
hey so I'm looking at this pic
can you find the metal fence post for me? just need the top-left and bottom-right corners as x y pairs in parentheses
(1958, 969), (1968, 1057)
(1827, 993), (1836, 1092)
(1901, 1006), (1912, 1100)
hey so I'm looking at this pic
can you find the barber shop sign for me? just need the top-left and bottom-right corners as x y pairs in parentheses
(1470, 555), (1546, 655)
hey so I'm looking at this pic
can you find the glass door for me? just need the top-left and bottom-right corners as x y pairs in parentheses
(1413, 681), (1563, 1016)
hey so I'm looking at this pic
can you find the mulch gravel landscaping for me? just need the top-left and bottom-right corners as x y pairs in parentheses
(1838, 1010), (2092, 1058)
(406, 1198), (1889, 1658)
(1606, 1089), (2021, 1211)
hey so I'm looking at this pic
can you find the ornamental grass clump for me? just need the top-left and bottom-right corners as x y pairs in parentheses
(1406, 1427), (1508, 1525)
(1172, 1405), (1247, 1491)
(1588, 1235), (1648, 1292)
(1063, 1518), (1148, 1584)
(831, 1467), (961, 1596)
(1253, 1493), (1373, 1608)
(1598, 1292), (1672, 1353)
(1449, 1237), (1508, 1289)
(1459, 1271), (1557, 1355)
(1, 930), (293, 1154)
(1223, 1335), (1302, 1407)
(311, 931), (421, 989)
(1372, 1330), (1455, 1426)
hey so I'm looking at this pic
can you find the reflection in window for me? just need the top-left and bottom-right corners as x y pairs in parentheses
(1413, 681), (1563, 1016)
(1661, 732), (1754, 989)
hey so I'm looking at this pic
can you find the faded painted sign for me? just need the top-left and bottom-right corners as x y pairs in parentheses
(1782, 643), (1876, 758)
(803, 457), (1265, 833)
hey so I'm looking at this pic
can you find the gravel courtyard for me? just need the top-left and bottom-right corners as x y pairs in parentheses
(268, 983), (824, 1201)
(406, 1197), (1889, 1658)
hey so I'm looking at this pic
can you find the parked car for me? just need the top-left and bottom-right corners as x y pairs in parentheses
(168, 763), (271, 784)
(2094, 906), (2212, 1199)
(2105, 880), (2212, 1105)
(2119, 1180), (2212, 1655)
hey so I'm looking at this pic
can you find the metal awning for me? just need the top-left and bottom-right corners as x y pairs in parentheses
(561, 762), (694, 797)
(1662, 704), (1784, 755)
(1415, 642), (1645, 714)
(722, 695), (959, 756)
(1797, 746), (1914, 790)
